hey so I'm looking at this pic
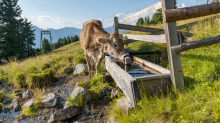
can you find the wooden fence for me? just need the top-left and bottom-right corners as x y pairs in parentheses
(114, 1), (220, 45)
(112, 0), (220, 91)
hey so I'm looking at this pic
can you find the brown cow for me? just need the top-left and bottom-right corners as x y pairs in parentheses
(80, 19), (131, 76)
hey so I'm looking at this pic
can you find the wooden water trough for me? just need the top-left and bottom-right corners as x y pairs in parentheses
(105, 56), (171, 106)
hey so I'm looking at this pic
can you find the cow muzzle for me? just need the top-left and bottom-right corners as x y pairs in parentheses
(120, 54), (132, 65)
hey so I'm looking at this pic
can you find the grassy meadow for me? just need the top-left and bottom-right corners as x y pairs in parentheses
(108, 15), (220, 122)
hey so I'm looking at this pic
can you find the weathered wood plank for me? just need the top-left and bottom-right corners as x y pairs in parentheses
(164, 2), (220, 22)
(105, 56), (138, 105)
(171, 35), (220, 53)
(133, 56), (170, 74)
(162, 0), (184, 91)
(114, 16), (119, 32)
(137, 78), (171, 94)
(119, 1), (162, 23)
(120, 34), (166, 43)
(118, 23), (164, 32)
(136, 73), (170, 82)
(177, 14), (220, 30)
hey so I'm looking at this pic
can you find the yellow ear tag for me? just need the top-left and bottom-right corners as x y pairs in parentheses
(101, 40), (104, 45)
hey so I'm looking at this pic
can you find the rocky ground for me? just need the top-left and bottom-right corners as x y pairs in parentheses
(0, 64), (117, 123)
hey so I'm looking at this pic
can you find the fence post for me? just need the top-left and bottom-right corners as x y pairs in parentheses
(162, 0), (184, 91)
(114, 16), (119, 32)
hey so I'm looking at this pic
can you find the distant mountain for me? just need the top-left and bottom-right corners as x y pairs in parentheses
(33, 26), (81, 48)
(32, 25), (127, 48)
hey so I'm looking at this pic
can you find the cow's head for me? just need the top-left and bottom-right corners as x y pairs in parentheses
(96, 32), (132, 64)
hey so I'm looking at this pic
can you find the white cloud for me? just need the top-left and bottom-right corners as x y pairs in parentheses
(181, 3), (186, 8)
(30, 15), (82, 29)
(115, 13), (125, 18)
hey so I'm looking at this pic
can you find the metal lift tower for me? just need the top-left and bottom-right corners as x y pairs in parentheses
(40, 30), (52, 49)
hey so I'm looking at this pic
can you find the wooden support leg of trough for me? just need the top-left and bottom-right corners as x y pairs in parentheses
(117, 98), (134, 115)
(102, 72), (114, 82)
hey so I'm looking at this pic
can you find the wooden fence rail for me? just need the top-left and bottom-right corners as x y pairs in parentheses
(164, 2), (220, 22)
(118, 23), (164, 32)
(120, 34), (166, 43)
(171, 35), (220, 53)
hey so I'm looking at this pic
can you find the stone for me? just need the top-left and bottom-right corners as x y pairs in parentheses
(11, 98), (20, 112)
(47, 106), (81, 123)
(2, 98), (11, 104)
(73, 64), (88, 75)
(63, 101), (71, 109)
(64, 67), (73, 74)
(111, 88), (120, 98)
(22, 98), (35, 108)
(117, 98), (134, 115)
(41, 93), (57, 108)
(99, 87), (108, 99)
(22, 90), (34, 99)
(71, 86), (92, 102)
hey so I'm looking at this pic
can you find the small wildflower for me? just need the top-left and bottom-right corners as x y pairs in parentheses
(128, 102), (130, 104)
(130, 107), (133, 110)
(140, 90), (141, 92)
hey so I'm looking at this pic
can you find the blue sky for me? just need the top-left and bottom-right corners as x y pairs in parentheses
(18, 0), (208, 29)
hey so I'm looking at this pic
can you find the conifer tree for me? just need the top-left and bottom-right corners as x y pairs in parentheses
(71, 36), (74, 43)
(0, 0), (36, 60)
(63, 37), (67, 45)
(73, 35), (79, 42)
(67, 36), (71, 44)
(21, 18), (35, 57)
(136, 17), (144, 26)
(41, 38), (51, 53)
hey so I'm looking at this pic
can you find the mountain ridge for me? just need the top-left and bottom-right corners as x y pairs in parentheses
(33, 25), (120, 48)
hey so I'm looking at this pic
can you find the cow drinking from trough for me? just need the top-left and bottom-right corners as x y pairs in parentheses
(80, 19), (132, 77)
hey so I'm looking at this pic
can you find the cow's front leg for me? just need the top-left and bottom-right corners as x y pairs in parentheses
(95, 53), (105, 76)
(84, 51), (92, 78)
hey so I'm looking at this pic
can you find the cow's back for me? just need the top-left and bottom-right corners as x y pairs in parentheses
(80, 19), (105, 50)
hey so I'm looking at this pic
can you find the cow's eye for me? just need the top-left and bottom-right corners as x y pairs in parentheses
(113, 43), (118, 48)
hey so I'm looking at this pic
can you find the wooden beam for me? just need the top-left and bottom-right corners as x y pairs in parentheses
(119, 2), (162, 23)
(171, 35), (220, 53)
(105, 56), (138, 105)
(164, 2), (220, 22)
(114, 16), (119, 32)
(162, 0), (184, 91)
(118, 23), (164, 32)
(133, 56), (170, 74)
(177, 14), (220, 30)
(120, 34), (166, 43)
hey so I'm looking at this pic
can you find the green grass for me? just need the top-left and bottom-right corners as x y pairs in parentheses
(0, 41), (85, 89)
(108, 15), (220, 122)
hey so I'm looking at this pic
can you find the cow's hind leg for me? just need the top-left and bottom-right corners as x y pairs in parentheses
(95, 53), (105, 76)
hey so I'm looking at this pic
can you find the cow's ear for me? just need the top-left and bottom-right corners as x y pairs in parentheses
(96, 37), (109, 45)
